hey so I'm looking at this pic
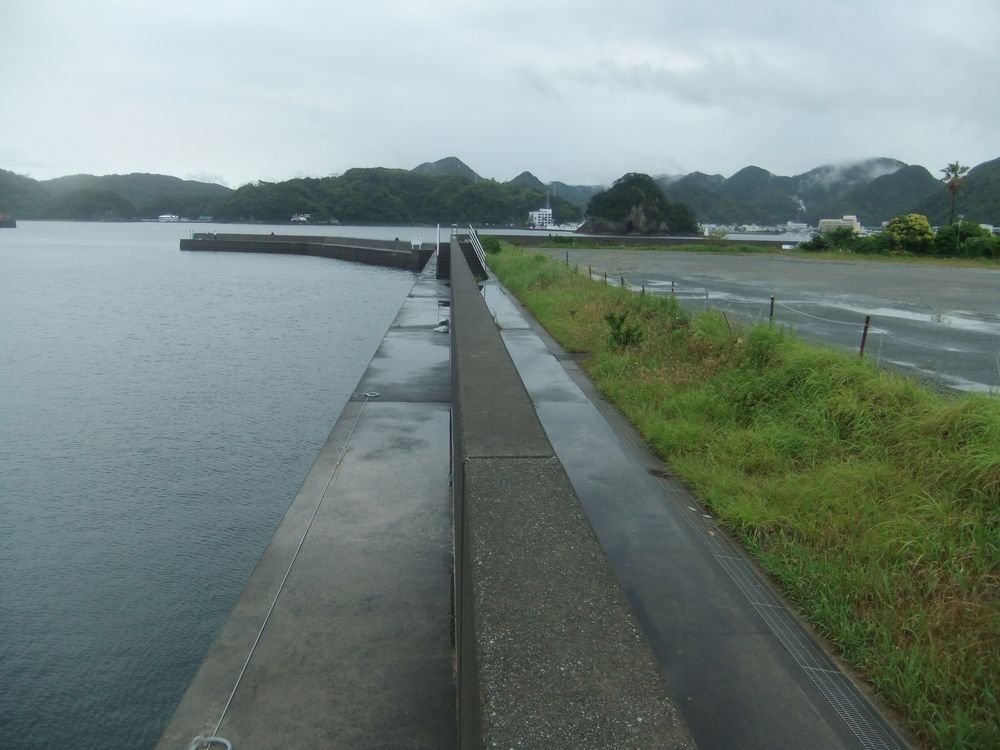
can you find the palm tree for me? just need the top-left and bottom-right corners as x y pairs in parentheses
(940, 161), (970, 224)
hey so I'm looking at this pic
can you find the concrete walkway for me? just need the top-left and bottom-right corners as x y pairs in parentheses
(450, 241), (695, 749)
(481, 280), (911, 750)
(156, 263), (455, 749)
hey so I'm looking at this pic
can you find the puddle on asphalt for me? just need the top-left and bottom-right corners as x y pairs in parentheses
(833, 304), (1000, 335)
(867, 329), (973, 353)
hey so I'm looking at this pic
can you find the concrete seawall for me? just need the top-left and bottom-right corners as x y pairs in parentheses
(449, 238), (694, 748)
(158, 239), (695, 748)
(180, 232), (434, 272)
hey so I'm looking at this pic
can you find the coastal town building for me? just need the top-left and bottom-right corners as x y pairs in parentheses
(528, 207), (553, 229)
(818, 215), (862, 234)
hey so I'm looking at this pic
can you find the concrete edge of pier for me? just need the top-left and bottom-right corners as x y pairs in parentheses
(155, 253), (456, 748)
(448, 238), (696, 748)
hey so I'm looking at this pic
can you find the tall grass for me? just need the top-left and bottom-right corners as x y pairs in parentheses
(488, 245), (999, 749)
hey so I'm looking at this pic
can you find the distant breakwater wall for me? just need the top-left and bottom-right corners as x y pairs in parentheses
(180, 232), (434, 272)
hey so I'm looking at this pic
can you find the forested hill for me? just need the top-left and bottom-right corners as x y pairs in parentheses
(0, 164), (582, 225)
(913, 157), (1000, 225)
(4, 155), (999, 225)
(0, 170), (230, 221)
(657, 157), (1000, 226)
(211, 168), (581, 224)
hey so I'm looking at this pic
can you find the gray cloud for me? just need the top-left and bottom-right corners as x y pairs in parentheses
(2, 0), (998, 185)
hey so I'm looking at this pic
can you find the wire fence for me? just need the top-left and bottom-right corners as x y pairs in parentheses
(579, 265), (1000, 394)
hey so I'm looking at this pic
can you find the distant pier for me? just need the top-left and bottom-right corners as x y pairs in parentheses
(180, 232), (434, 272)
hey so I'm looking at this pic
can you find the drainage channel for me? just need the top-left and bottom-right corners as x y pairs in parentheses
(669, 495), (909, 750)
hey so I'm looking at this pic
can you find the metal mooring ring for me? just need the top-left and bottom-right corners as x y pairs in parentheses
(190, 736), (233, 750)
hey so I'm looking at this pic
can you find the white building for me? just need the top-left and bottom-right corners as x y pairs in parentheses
(528, 207), (553, 228)
(818, 215), (862, 234)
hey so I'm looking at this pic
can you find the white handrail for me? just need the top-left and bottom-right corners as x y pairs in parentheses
(467, 226), (488, 274)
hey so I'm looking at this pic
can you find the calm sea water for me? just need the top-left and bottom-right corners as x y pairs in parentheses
(0, 222), (430, 749)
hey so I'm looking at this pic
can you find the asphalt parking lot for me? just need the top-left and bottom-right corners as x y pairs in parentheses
(537, 248), (1000, 394)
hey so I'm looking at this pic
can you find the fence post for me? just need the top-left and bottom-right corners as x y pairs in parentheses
(565, 250), (569, 266)
(603, 271), (607, 285)
(671, 280), (675, 295)
(769, 295), (775, 322)
(620, 275), (625, 289)
(859, 315), (871, 357)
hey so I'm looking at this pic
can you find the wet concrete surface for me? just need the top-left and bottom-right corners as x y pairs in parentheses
(464, 456), (696, 749)
(450, 240), (695, 749)
(354, 328), (451, 403)
(488, 279), (911, 750)
(157, 262), (456, 749)
(541, 248), (1000, 393)
(480, 282), (533, 331)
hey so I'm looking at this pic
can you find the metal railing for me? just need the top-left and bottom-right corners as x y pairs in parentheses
(467, 226), (489, 276)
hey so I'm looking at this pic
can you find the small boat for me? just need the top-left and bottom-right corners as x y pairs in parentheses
(158, 214), (180, 222)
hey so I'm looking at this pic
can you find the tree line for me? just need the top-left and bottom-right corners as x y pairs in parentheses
(804, 215), (998, 258)
(802, 163), (998, 259)
(212, 168), (584, 225)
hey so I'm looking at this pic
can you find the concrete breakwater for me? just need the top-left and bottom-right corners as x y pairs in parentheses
(180, 232), (434, 272)
(158, 236), (694, 748)
(157, 252), (455, 748)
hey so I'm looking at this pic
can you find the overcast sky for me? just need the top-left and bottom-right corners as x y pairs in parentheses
(2, 0), (998, 187)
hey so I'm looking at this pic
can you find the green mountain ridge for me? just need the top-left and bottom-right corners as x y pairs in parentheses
(507, 171), (547, 192)
(913, 157), (1000, 225)
(0, 169), (231, 220)
(411, 156), (482, 181)
(655, 157), (1000, 226)
(3, 155), (999, 226)
(525, 155), (991, 227)
(210, 167), (582, 225)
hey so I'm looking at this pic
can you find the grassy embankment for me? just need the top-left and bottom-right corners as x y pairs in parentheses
(487, 244), (999, 749)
